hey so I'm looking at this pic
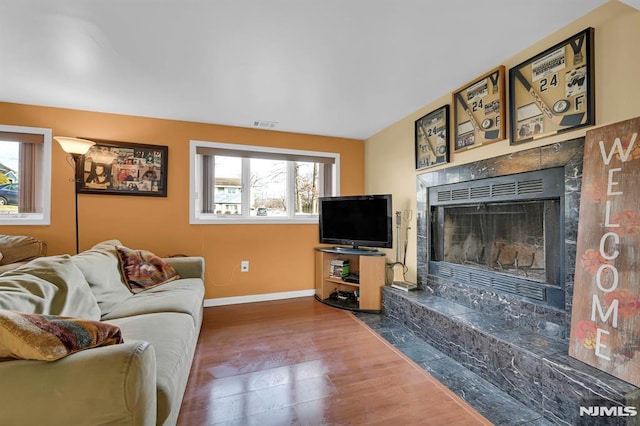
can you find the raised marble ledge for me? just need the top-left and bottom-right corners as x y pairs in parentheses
(381, 287), (639, 425)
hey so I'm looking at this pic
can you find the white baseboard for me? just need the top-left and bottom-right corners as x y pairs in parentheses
(204, 289), (316, 307)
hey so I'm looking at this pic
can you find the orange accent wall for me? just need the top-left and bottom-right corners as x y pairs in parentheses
(0, 101), (365, 299)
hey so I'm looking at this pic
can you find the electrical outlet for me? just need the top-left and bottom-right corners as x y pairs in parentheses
(240, 260), (249, 272)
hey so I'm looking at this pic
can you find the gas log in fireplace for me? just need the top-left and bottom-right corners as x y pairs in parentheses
(428, 168), (565, 308)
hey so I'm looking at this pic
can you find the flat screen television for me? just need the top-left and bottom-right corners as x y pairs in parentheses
(319, 194), (393, 251)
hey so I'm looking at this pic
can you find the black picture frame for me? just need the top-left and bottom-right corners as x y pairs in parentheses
(452, 65), (506, 152)
(415, 105), (450, 170)
(509, 28), (595, 144)
(76, 139), (168, 197)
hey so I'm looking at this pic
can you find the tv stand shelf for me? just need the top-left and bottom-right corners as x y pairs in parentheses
(325, 277), (359, 286)
(314, 247), (386, 312)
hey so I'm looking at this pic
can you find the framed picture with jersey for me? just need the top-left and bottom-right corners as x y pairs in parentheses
(415, 105), (449, 170)
(452, 65), (506, 152)
(509, 28), (595, 144)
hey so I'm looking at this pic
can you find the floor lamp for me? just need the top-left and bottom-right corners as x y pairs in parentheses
(54, 137), (95, 254)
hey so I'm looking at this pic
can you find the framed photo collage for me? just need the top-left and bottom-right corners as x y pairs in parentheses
(76, 139), (168, 197)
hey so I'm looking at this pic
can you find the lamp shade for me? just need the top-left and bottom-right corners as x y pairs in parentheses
(54, 137), (96, 155)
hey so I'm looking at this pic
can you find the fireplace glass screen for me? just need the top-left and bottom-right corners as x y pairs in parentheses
(432, 200), (560, 284)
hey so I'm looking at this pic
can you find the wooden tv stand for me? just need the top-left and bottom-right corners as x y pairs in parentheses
(314, 247), (386, 312)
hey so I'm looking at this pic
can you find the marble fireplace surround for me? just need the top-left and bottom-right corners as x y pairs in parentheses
(416, 137), (585, 340)
(379, 137), (640, 423)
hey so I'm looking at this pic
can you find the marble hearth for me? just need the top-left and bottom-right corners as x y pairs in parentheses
(380, 138), (639, 425)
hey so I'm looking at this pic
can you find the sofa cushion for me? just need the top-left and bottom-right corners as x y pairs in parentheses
(0, 255), (101, 320)
(0, 262), (29, 274)
(101, 278), (205, 326)
(0, 310), (123, 361)
(0, 234), (47, 266)
(116, 246), (180, 293)
(71, 240), (132, 316)
(0, 274), (60, 314)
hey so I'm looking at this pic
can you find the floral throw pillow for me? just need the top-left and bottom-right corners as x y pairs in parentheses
(0, 310), (123, 361)
(116, 246), (180, 293)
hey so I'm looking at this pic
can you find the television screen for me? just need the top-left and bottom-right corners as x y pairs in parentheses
(319, 194), (392, 250)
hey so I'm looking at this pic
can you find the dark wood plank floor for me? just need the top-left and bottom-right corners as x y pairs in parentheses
(178, 297), (491, 426)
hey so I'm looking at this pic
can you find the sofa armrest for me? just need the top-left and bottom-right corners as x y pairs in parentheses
(163, 256), (205, 280)
(0, 341), (157, 426)
(0, 234), (47, 265)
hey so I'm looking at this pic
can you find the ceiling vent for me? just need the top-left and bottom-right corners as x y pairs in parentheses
(252, 120), (278, 129)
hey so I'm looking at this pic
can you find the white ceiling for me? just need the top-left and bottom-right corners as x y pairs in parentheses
(0, 0), (610, 140)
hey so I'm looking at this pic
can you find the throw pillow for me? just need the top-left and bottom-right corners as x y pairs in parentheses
(116, 246), (180, 293)
(0, 310), (123, 361)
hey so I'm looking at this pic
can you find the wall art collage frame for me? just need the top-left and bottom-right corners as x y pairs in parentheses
(76, 138), (169, 197)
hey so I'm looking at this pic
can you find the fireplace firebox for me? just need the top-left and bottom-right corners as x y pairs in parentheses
(428, 167), (565, 308)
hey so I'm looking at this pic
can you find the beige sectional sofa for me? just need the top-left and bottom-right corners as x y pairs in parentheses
(0, 239), (205, 426)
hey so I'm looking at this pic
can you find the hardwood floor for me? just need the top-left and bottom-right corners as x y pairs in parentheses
(178, 297), (491, 426)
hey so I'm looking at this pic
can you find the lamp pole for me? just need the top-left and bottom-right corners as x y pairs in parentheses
(71, 153), (82, 254)
(54, 137), (96, 255)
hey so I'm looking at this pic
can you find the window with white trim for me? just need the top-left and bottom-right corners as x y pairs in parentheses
(0, 125), (52, 225)
(190, 141), (339, 224)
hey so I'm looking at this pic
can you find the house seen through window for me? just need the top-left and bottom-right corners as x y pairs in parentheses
(0, 125), (52, 225)
(190, 141), (339, 223)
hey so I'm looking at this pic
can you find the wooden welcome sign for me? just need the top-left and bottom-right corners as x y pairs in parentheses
(569, 116), (640, 387)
